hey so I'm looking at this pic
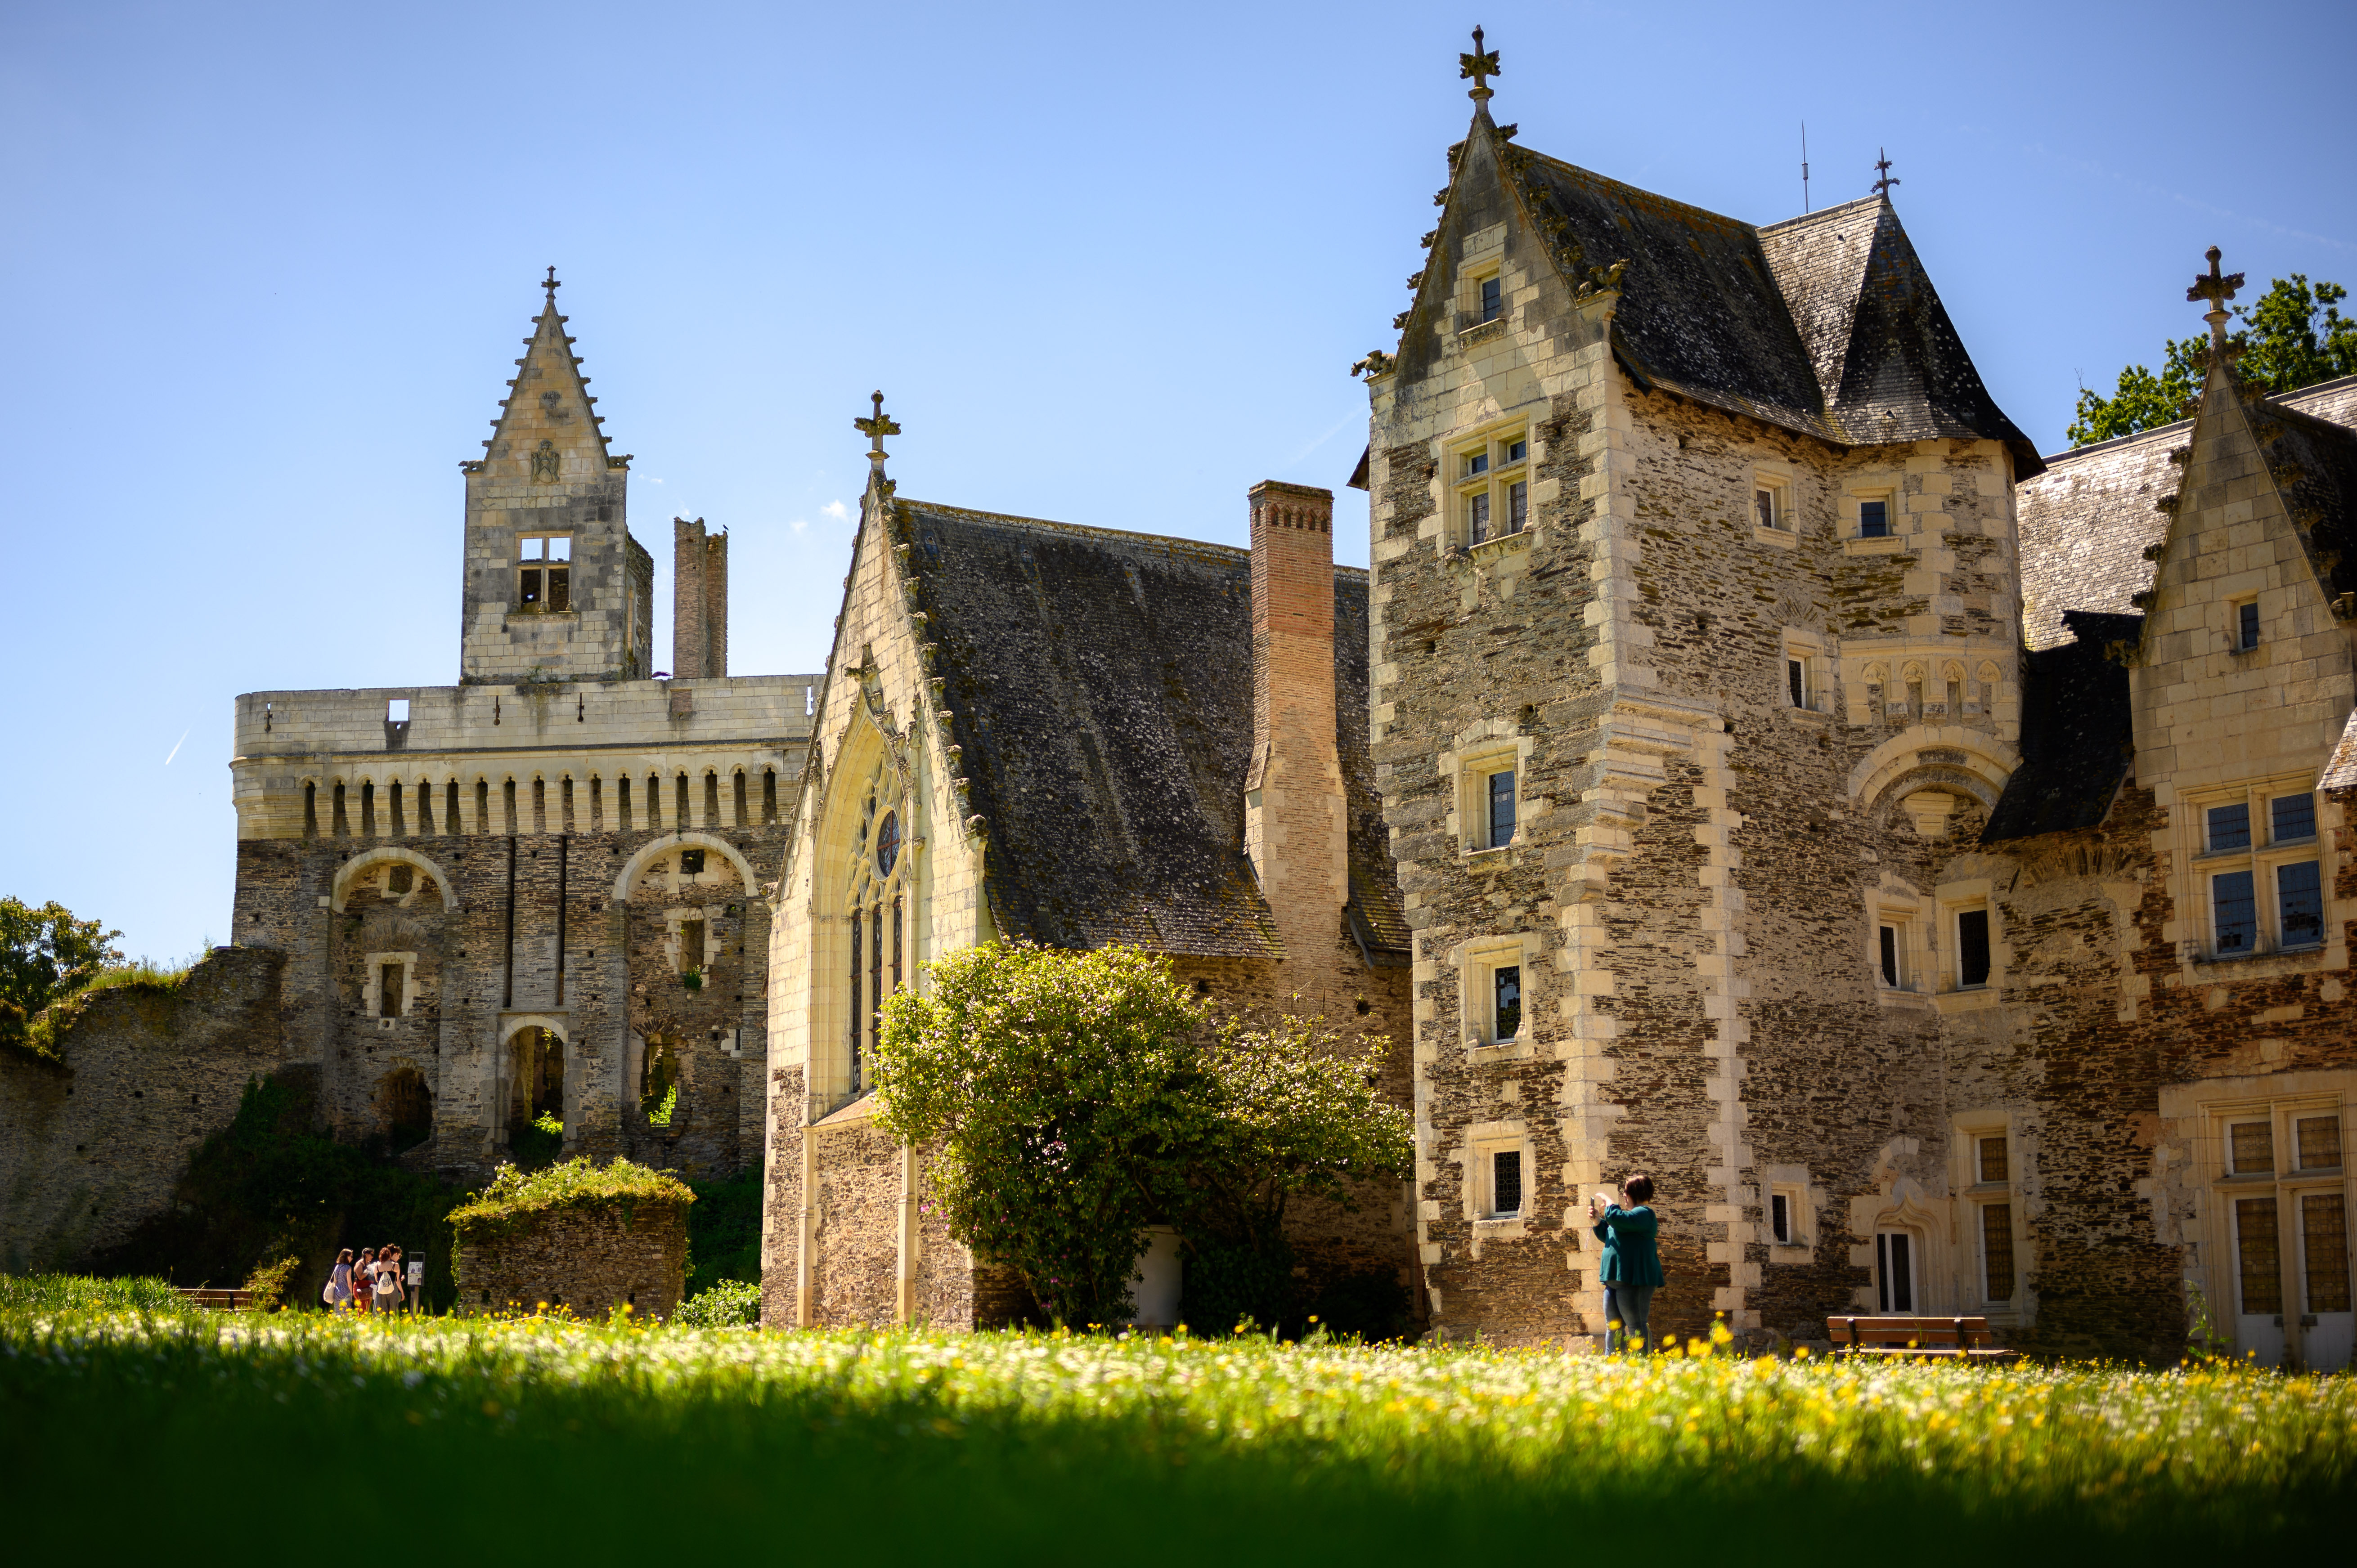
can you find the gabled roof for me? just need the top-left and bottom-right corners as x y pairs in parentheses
(480, 289), (615, 468)
(890, 501), (1407, 960)
(2016, 375), (2357, 650)
(1404, 121), (2040, 473)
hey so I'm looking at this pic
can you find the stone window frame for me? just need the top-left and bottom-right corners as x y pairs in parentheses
(1866, 877), (1930, 1004)
(2230, 593), (2263, 654)
(2161, 1070), (2354, 1369)
(2179, 771), (2330, 963)
(361, 950), (418, 1025)
(1448, 417), (1532, 552)
(1456, 243), (1506, 332)
(1949, 1114), (2026, 1318)
(1932, 876), (2004, 1014)
(1457, 931), (1541, 1062)
(515, 530), (576, 613)
(1751, 462), (1797, 547)
(1444, 724), (1534, 858)
(1458, 1117), (1535, 1234)
(1760, 1162), (1821, 1261)
(1846, 481), (1901, 542)
(1781, 626), (1830, 719)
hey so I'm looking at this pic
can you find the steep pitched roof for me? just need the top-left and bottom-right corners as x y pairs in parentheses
(2016, 375), (2357, 650)
(480, 287), (615, 470)
(1982, 610), (2139, 842)
(1405, 123), (2040, 473)
(891, 501), (1406, 960)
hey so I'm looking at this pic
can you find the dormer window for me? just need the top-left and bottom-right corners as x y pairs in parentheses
(1859, 497), (1890, 539)
(1479, 276), (1502, 323)
(519, 534), (573, 611)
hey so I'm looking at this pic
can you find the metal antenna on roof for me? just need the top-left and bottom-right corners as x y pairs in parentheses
(1459, 25), (1500, 106)
(1801, 124), (1810, 213)
(1872, 149), (1900, 199)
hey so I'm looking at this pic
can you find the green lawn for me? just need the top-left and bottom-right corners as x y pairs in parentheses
(0, 1284), (2346, 1561)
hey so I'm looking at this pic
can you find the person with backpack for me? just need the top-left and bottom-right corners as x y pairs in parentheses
(323, 1248), (356, 1312)
(1590, 1172), (1664, 1353)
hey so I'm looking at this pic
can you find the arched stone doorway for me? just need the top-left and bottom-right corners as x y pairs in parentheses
(377, 1063), (432, 1154)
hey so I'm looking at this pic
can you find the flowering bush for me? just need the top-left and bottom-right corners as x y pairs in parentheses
(672, 1278), (760, 1328)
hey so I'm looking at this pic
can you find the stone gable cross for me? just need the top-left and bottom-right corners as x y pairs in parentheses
(854, 390), (901, 468)
(2187, 246), (2245, 348)
(543, 265), (560, 296)
(1459, 27), (1499, 104)
(1872, 150), (1899, 198)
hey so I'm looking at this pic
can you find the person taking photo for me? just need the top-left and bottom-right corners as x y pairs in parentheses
(1589, 1173), (1663, 1353)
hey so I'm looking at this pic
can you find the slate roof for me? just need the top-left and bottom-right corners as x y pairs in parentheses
(1485, 144), (2043, 474)
(1982, 611), (2140, 842)
(2016, 375), (2357, 650)
(891, 501), (1407, 962)
(2321, 705), (2357, 794)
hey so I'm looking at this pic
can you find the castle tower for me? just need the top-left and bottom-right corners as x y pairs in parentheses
(458, 273), (653, 684)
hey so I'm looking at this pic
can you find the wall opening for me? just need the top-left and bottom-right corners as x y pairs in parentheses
(763, 769), (777, 823)
(446, 780), (460, 836)
(507, 1027), (565, 1140)
(304, 781), (318, 839)
(589, 775), (602, 832)
(733, 771), (748, 826)
(389, 780), (405, 837)
(333, 782), (349, 837)
(642, 1035), (680, 1127)
(705, 770), (721, 826)
(675, 772), (689, 828)
(379, 1064), (432, 1155)
(503, 779), (517, 834)
(533, 777), (547, 833)
(361, 781), (377, 837)
(618, 775), (633, 832)
(476, 779), (489, 835)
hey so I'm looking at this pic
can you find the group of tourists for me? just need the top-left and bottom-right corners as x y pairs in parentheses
(322, 1245), (410, 1313)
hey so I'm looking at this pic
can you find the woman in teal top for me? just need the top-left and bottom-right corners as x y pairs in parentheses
(1589, 1173), (1663, 1353)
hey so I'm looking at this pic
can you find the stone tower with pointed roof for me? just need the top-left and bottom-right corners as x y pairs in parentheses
(1358, 40), (2051, 1349)
(460, 278), (653, 684)
(214, 282), (822, 1210)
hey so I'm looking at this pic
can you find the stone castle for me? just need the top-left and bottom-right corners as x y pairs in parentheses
(6, 42), (2352, 1368)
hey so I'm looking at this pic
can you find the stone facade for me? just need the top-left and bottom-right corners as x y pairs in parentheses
(1354, 60), (2357, 1366)
(0, 948), (290, 1272)
(453, 1195), (689, 1317)
(221, 282), (821, 1184)
(761, 435), (1415, 1331)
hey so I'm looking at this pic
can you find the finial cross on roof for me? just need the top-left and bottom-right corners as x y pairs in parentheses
(854, 390), (901, 466)
(543, 265), (560, 295)
(2188, 245), (2245, 351)
(1871, 149), (1899, 198)
(2187, 246), (2244, 312)
(1459, 26), (1500, 103)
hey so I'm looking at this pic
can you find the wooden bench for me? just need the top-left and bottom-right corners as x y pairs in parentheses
(1826, 1315), (2020, 1362)
(173, 1288), (256, 1312)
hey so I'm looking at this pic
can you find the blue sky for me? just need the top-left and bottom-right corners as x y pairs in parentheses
(3, 0), (2352, 959)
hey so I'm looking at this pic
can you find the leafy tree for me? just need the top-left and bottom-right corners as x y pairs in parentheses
(2069, 274), (2357, 447)
(871, 941), (1411, 1331)
(0, 897), (123, 1044)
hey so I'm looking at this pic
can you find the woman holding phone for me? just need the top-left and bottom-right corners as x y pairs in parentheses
(1589, 1173), (1662, 1353)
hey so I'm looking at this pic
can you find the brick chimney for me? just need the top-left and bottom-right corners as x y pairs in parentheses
(672, 517), (727, 679)
(1246, 480), (1347, 965)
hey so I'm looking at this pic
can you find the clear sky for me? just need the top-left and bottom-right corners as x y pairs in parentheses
(4, 0), (2352, 961)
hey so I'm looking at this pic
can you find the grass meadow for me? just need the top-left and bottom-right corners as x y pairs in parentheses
(1, 1281), (2348, 1561)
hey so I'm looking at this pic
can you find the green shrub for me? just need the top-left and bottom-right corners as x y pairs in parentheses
(448, 1157), (692, 1234)
(672, 1278), (760, 1328)
(507, 1115), (563, 1166)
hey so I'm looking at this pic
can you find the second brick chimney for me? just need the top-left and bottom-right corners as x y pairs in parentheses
(1245, 480), (1347, 965)
(672, 516), (728, 679)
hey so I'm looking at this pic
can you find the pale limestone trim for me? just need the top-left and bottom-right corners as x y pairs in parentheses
(1455, 931), (1540, 1052)
(609, 831), (763, 906)
(1444, 722), (1535, 854)
(1847, 727), (2018, 815)
(330, 847), (459, 913)
(1931, 874), (2006, 1002)
(2157, 1069), (2355, 1370)
(361, 951), (419, 1023)
(1947, 1112), (2029, 1324)
(1453, 1116), (1533, 1249)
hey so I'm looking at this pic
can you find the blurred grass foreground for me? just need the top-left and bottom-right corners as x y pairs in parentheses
(0, 1287), (2346, 1561)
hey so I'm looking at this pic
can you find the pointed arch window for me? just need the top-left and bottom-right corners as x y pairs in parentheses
(844, 778), (907, 1097)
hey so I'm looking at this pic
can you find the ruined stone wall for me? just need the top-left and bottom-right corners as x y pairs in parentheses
(0, 948), (289, 1272)
(454, 1197), (688, 1318)
(808, 1117), (901, 1327)
(231, 819), (787, 1184)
